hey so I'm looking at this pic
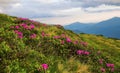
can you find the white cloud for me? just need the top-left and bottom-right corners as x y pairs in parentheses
(0, 9), (3, 13)
(12, 3), (22, 8)
(0, 0), (120, 25)
(34, 0), (60, 4)
(85, 4), (120, 12)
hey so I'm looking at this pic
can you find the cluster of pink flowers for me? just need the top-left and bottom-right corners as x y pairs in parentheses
(100, 67), (105, 72)
(99, 59), (103, 64)
(61, 40), (64, 45)
(80, 41), (88, 46)
(41, 64), (48, 70)
(41, 31), (46, 37)
(60, 34), (66, 38)
(19, 17), (28, 21)
(100, 63), (115, 72)
(106, 63), (114, 72)
(106, 63), (114, 68)
(15, 25), (20, 29)
(73, 41), (78, 44)
(14, 30), (23, 39)
(20, 23), (35, 30)
(30, 33), (36, 39)
(11, 23), (36, 39)
(66, 37), (71, 43)
(29, 24), (35, 29)
(77, 50), (90, 55)
(53, 36), (61, 39)
(20, 23), (29, 29)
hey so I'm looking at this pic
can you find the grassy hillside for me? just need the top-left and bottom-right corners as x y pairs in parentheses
(0, 14), (120, 73)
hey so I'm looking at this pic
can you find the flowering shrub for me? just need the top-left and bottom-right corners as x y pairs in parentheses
(41, 64), (48, 70)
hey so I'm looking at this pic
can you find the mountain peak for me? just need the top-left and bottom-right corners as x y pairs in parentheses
(109, 17), (120, 21)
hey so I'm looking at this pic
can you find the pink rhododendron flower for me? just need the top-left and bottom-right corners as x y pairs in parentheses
(19, 18), (28, 20)
(84, 51), (90, 55)
(10, 26), (14, 28)
(106, 63), (114, 68)
(66, 37), (71, 43)
(43, 24), (46, 26)
(73, 41), (78, 44)
(61, 40), (64, 45)
(100, 68), (105, 72)
(15, 25), (20, 29)
(61, 33), (66, 38)
(80, 41), (88, 46)
(30, 34), (36, 39)
(111, 68), (114, 72)
(99, 59), (103, 64)
(30, 24), (35, 29)
(54, 36), (60, 39)
(77, 50), (84, 55)
(41, 31), (45, 37)
(20, 23), (29, 29)
(14, 30), (19, 33)
(18, 35), (23, 39)
(41, 64), (48, 70)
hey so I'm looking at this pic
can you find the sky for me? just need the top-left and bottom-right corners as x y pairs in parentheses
(0, 0), (120, 25)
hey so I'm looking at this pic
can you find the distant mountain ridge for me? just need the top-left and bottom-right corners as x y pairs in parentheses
(64, 17), (120, 39)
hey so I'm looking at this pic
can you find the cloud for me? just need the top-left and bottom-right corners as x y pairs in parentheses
(85, 4), (120, 12)
(67, 0), (120, 7)
(0, 0), (120, 25)
(0, 0), (19, 8)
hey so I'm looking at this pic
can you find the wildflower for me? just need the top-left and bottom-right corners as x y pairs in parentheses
(10, 26), (14, 28)
(19, 18), (28, 20)
(99, 59), (103, 64)
(41, 31), (45, 37)
(18, 35), (23, 39)
(111, 68), (114, 72)
(84, 51), (90, 55)
(106, 63), (114, 68)
(41, 64), (48, 70)
(66, 37), (71, 43)
(16, 31), (23, 39)
(30, 34), (36, 39)
(61, 34), (66, 38)
(77, 50), (84, 55)
(30, 24), (35, 29)
(43, 24), (46, 26)
(54, 36), (60, 39)
(15, 25), (20, 29)
(20, 23), (29, 29)
(100, 68), (105, 72)
(73, 41), (78, 44)
(14, 30), (19, 33)
(80, 41), (88, 46)
(61, 40), (64, 45)
(17, 31), (23, 36)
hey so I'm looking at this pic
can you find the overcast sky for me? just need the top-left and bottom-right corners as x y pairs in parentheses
(0, 0), (120, 25)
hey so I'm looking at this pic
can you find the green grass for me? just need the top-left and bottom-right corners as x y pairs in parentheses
(0, 13), (120, 73)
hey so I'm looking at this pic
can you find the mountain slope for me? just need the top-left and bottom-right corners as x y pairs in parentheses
(64, 17), (120, 39)
(0, 14), (120, 73)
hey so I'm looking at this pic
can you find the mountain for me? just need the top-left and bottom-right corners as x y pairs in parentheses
(64, 22), (93, 33)
(0, 14), (120, 73)
(64, 17), (120, 39)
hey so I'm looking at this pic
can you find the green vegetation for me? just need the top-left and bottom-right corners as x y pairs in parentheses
(0, 14), (120, 73)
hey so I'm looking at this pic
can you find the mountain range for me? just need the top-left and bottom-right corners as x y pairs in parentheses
(64, 17), (120, 39)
